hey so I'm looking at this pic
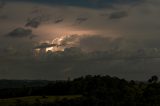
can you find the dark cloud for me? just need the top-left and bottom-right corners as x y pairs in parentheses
(113, 0), (145, 4)
(25, 13), (51, 28)
(3, 47), (17, 56)
(0, 15), (8, 20)
(62, 47), (83, 57)
(55, 35), (124, 52)
(79, 35), (123, 52)
(27, 8), (52, 28)
(76, 17), (88, 24)
(0, 0), (159, 80)
(109, 11), (128, 19)
(54, 17), (63, 24)
(34, 43), (57, 49)
(0, 0), (5, 9)
(6, 27), (35, 38)
(4, 0), (145, 9)
(25, 17), (41, 28)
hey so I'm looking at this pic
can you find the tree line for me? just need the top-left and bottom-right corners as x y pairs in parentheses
(0, 75), (160, 106)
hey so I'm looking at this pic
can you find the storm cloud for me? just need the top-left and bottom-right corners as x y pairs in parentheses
(51, 34), (124, 52)
(0, 0), (160, 80)
(1, 0), (160, 52)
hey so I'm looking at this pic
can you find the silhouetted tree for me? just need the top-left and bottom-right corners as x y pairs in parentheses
(148, 75), (159, 83)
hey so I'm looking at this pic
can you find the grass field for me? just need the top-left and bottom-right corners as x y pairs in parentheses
(0, 95), (81, 106)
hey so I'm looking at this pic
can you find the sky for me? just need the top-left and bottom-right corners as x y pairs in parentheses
(0, 0), (160, 80)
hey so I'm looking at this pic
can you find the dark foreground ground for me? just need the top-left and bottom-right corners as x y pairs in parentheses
(0, 75), (160, 106)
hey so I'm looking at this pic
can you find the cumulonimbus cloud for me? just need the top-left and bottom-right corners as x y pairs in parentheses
(1, 0), (160, 52)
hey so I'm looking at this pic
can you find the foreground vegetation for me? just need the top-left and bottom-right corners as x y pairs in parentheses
(0, 75), (160, 106)
(0, 95), (81, 106)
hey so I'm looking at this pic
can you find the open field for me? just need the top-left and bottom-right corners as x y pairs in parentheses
(0, 95), (81, 106)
